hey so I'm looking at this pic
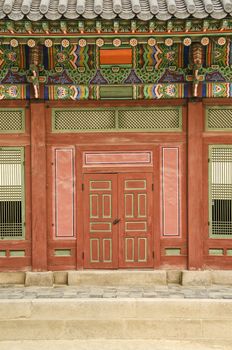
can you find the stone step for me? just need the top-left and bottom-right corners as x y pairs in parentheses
(0, 339), (231, 350)
(0, 299), (232, 341)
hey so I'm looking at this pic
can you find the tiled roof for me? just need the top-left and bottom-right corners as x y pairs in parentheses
(0, 0), (232, 21)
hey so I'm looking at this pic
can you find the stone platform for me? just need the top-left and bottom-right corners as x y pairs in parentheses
(2, 270), (232, 287)
(0, 339), (231, 350)
(1, 271), (232, 350)
(1, 282), (232, 350)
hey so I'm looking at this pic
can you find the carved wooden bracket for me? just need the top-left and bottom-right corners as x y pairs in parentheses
(29, 46), (40, 99)
(191, 43), (203, 97)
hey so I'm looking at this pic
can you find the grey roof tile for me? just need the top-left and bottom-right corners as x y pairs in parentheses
(58, 0), (68, 13)
(0, 0), (230, 20)
(113, 0), (122, 13)
(138, 0), (153, 20)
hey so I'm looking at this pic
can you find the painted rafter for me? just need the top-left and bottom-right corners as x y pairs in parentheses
(0, 18), (231, 39)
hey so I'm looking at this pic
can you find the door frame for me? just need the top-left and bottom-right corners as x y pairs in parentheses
(79, 145), (156, 269)
(46, 142), (186, 270)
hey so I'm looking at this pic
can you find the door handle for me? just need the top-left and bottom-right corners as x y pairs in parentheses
(113, 218), (121, 225)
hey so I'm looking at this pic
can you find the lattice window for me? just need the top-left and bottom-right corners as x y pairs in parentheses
(206, 107), (232, 131)
(118, 108), (181, 131)
(53, 110), (116, 131)
(0, 109), (25, 133)
(209, 146), (232, 238)
(0, 148), (25, 239)
(52, 108), (182, 132)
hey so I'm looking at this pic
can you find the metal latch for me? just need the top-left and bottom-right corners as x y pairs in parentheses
(113, 218), (121, 225)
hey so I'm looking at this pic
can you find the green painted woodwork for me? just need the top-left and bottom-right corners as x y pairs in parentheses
(52, 107), (182, 133)
(9, 250), (25, 257)
(1, 39), (232, 100)
(0, 147), (25, 240)
(206, 107), (232, 131)
(53, 109), (116, 132)
(100, 86), (133, 99)
(227, 249), (232, 256)
(0, 109), (25, 133)
(165, 248), (181, 256)
(54, 249), (71, 257)
(117, 108), (181, 130)
(208, 249), (224, 256)
(0, 251), (6, 257)
(208, 145), (232, 239)
(1, 18), (232, 39)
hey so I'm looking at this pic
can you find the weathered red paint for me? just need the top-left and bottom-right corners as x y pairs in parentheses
(188, 101), (204, 270)
(3, 98), (232, 271)
(54, 148), (75, 238)
(161, 147), (180, 237)
(31, 102), (47, 271)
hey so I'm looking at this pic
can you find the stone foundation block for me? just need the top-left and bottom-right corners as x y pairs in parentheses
(68, 270), (167, 286)
(53, 271), (68, 285)
(182, 271), (211, 286)
(211, 271), (232, 285)
(0, 272), (25, 285)
(25, 272), (53, 287)
(167, 270), (182, 284)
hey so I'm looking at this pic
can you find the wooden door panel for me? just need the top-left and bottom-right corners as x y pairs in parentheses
(84, 174), (117, 268)
(119, 173), (154, 268)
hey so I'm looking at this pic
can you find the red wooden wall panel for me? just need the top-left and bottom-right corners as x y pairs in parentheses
(161, 147), (180, 237)
(54, 148), (75, 238)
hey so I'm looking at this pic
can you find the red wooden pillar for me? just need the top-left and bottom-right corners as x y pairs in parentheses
(188, 100), (204, 269)
(31, 102), (47, 271)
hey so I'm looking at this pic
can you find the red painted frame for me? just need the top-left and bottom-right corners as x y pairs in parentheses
(1, 98), (232, 271)
(202, 99), (232, 269)
(45, 99), (187, 270)
(0, 101), (31, 271)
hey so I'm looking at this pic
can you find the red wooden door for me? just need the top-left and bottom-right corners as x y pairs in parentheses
(118, 173), (154, 268)
(84, 174), (118, 268)
(84, 172), (153, 268)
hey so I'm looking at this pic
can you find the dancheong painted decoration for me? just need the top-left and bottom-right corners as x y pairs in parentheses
(0, 0), (232, 272)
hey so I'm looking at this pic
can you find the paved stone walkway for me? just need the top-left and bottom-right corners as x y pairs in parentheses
(1, 284), (232, 299)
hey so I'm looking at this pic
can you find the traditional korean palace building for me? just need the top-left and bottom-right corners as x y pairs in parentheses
(0, 0), (232, 272)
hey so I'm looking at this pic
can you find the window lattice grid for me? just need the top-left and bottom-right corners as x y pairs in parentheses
(0, 110), (24, 133)
(118, 109), (181, 130)
(53, 110), (116, 131)
(210, 147), (232, 236)
(53, 108), (182, 132)
(0, 148), (24, 239)
(207, 108), (232, 130)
